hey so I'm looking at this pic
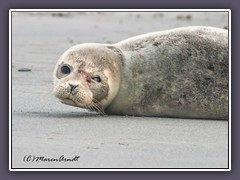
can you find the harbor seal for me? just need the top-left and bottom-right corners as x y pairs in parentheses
(53, 26), (229, 119)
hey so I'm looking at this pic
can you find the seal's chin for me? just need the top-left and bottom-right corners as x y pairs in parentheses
(59, 98), (86, 108)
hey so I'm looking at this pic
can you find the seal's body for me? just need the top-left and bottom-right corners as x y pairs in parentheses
(53, 26), (228, 119)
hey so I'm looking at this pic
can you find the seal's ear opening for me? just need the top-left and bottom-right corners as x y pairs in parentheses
(106, 46), (124, 66)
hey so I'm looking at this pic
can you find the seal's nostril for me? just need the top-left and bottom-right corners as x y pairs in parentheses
(69, 83), (78, 92)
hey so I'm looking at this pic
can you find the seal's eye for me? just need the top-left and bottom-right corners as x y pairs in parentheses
(92, 76), (102, 83)
(61, 65), (71, 74)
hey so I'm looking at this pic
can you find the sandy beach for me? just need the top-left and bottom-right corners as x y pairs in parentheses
(11, 11), (229, 169)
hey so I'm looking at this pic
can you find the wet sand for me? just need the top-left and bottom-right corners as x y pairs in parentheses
(11, 11), (229, 169)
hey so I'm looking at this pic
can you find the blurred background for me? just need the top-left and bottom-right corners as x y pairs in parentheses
(12, 11), (228, 45)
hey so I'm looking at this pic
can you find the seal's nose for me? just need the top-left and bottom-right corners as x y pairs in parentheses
(69, 83), (78, 92)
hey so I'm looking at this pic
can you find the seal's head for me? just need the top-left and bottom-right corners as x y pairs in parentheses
(53, 43), (121, 114)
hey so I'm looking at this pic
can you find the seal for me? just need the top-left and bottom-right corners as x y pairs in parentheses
(53, 26), (229, 119)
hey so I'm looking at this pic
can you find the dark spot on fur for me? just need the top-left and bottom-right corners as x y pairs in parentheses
(181, 94), (187, 99)
(204, 77), (212, 82)
(157, 87), (162, 92)
(207, 63), (214, 71)
(153, 41), (162, 46)
(132, 68), (143, 76)
(144, 85), (150, 90)
(138, 70), (143, 74)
